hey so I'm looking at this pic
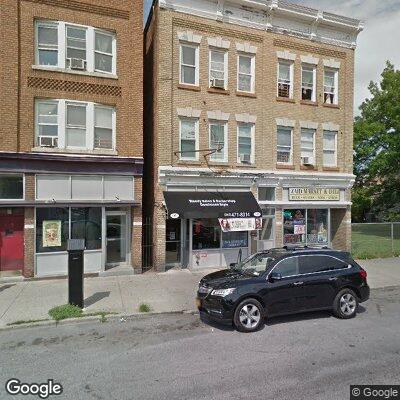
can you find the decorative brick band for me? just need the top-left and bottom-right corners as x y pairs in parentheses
(274, 38), (347, 59)
(173, 18), (263, 43)
(24, 0), (130, 19)
(27, 77), (122, 97)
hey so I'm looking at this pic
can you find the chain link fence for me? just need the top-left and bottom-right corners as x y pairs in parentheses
(352, 222), (400, 259)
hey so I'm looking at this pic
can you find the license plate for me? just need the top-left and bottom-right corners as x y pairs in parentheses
(196, 298), (202, 308)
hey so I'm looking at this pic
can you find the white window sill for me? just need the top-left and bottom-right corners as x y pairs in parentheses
(32, 65), (118, 80)
(31, 147), (118, 156)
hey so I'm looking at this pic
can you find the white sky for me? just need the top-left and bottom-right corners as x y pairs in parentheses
(144, 0), (400, 114)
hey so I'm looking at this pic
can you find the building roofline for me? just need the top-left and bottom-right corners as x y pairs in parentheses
(152, 0), (363, 49)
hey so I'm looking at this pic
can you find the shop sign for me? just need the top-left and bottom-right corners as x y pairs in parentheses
(218, 218), (262, 232)
(289, 188), (340, 201)
(42, 220), (62, 247)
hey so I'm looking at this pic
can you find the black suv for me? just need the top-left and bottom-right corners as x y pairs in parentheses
(196, 247), (370, 332)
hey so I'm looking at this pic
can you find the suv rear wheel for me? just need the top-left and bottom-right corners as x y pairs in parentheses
(333, 288), (358, 319)
(233, 298), (264, 332)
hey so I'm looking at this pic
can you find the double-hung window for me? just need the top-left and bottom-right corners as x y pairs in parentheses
(277, 126), (293, 164)
(36, 101), (59, 147)
(66, 26), (87, 70)
(35, 21), (116, 75)
(237, 124), (254, 164)
(277, 61), (293, 98)
(209, 50), (227, 89)
(180, 44), (199, 86)
(323, 131), (337, 167)
(301, 64), (316, 101)
(324, 68), (338, 104)
(209, 122), (227, 162)
(94, 31), (114, 73)
(179, 118), (198, 160)
(37, 23), (58, 66)
(237, 54), (255, 93)
(300, 128), (316, 165)
(66, 102), (87, 148)
(35, 99), (115, 151)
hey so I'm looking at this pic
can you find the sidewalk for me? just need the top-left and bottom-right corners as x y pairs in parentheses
(0, 258), (399, 328)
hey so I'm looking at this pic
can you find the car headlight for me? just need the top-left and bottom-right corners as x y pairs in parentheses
(211, 288), (236, 297)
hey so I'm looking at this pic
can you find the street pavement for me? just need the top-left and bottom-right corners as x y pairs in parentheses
(0, 286), (399, 400)
(0, 258), (399, 327)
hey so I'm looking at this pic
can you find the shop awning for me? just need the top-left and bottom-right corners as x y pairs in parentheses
(163, 191), (262, 219)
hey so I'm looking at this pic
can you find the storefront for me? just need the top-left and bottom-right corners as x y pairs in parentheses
(163, 191), (262, 269)
(35, 205), (132, 276)
(282, 188), (345, 247)
(34, 174), (136, 277)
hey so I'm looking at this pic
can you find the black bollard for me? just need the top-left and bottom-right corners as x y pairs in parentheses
(67, 239), (85, 309)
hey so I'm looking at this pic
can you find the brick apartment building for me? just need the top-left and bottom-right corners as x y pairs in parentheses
(0, 0), (143, 277)
(144, 0), (363, 271)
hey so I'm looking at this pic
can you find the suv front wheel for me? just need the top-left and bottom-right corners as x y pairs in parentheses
(233, 298), (264, 332)
(333, 288), (358, 319)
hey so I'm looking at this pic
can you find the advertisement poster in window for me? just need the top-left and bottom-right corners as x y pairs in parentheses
(218, 218), (262, 232)
(42, 220), (62, 247)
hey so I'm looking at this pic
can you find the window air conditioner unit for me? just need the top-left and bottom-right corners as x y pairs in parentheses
(301, 156), (314, 166)
(211, 78), (225, 89)
(39, 136), (58, 148)
(68, 58), (86, 70)
(240, 154), (251, 164)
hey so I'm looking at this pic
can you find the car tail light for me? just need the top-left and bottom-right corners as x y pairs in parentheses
(359, 269), (367, 279)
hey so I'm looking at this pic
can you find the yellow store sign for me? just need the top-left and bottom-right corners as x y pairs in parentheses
(289, 188), (340, 201)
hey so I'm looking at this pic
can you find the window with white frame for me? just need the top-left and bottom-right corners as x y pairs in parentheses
(277, 126), (293, 164)
(324, 68), (338, 104)
(37, 22), (58, 66)
(323, 130), (337, 166)
(237, 123), (254, 164)
(35, 99), (116, 151)
(301, 64), (316, 101)
(277, 61), (293, 98)
(180, 44), (199, 86)
(35, 21), (116, 75)
(237, 54), (255, 93)
(300, 128), (316, 165)
(179, 118), (198, 160)
(209, 49), (227, 89)
(209, 122), (227, 162)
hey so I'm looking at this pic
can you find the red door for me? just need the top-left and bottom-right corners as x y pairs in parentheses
(0, 214), (24, 271)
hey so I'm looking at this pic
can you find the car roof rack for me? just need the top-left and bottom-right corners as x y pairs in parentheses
(282, 245), (332, 251)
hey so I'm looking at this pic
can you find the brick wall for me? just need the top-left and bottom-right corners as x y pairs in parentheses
(0, 0), (144, 276)
(144, 7), (355, 269)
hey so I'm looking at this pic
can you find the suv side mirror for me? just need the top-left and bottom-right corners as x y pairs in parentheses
(269, 272), (282, 282)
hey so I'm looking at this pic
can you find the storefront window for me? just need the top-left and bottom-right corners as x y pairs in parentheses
(36, 208), (69, 253)
(192, 218), (220, 250)
(283, 209), (329, 246)
(0, 175), (23, 200)
(36, 207), (102, 253)
(71, 208), (102, 250)
(222, 231), (248, 248)
(283, 209), (306, 244)
(307, 209), (328, 245)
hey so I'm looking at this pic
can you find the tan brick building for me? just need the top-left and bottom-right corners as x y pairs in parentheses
(0, 0), (143, 277)
(144, 0), (363, 271)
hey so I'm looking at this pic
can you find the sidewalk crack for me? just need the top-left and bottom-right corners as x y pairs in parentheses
(0, 283), (28, 322)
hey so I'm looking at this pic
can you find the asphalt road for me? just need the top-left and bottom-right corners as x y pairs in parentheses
(1, 286), (400, 400)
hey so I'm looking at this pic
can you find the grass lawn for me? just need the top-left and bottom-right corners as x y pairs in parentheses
(352, 224), (400, 259)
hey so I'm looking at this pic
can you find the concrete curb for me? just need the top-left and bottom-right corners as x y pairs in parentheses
(0, 309), (199, 332)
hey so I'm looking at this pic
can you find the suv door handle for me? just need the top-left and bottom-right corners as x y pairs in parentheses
(293, 281), (304, 286)
(329, 277), (338, 281)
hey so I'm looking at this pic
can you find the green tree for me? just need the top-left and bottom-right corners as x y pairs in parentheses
(353, 62), (400, 222)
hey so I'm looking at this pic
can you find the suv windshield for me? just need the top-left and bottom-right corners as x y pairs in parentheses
(233, 253), (276, 275)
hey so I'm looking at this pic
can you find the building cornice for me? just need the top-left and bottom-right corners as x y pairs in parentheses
(159, 0), (363, 49)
